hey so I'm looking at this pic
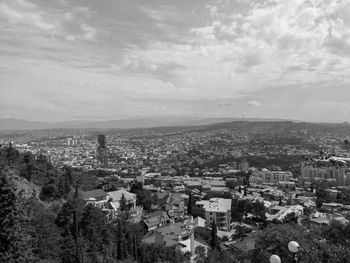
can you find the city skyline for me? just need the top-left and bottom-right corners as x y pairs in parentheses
(1, 0), (350, 122)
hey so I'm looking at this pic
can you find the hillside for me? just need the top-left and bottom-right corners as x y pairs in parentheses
(0, 117), (293, 130)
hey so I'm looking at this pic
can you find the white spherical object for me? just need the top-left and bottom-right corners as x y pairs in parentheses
(288, 241), (300, 253)
(270, 254), (281, 263)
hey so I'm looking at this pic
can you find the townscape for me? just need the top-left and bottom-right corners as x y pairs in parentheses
(1, 0), (350, 262)
(2, 121), (350, 262)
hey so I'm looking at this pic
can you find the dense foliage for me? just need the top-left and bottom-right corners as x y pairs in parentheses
(0, 147), (188, 263)
(252, 223), (350, 263)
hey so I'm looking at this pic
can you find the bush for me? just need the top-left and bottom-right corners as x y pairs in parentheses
(40, 184), (60, 201)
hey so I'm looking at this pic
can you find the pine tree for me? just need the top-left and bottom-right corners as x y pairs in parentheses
(133, 232), (138, 261)
(58, 176), (66, 198)
(116, 219), (127, 260)
(209, 220), (219, 250)
(120, 193), (127, 212)
(187, 193), (192, 215)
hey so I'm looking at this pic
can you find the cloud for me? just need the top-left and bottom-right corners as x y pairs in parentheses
(81, 23), (97, 40)
(247, 100), (261, 107)
(65, 23), (98, 41)
(0, 0), (56, 30)
(1, 0), (350, 122)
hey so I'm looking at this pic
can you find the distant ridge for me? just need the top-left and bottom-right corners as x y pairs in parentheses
(0, 117), (296, 131)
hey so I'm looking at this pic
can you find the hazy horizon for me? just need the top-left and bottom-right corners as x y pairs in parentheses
(1, 0), (350, 123)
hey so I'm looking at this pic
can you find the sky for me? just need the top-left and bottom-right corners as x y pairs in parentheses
(0, 0), (350, 122)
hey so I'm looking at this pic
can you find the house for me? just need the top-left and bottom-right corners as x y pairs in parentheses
(221, 235), (256, 262)
(142, 231), (183, 249)
(185, 181), (202, 190)
(142, 211), (174, 231)
(309, 217), (330, 233)
(320, 202), (342, 212)
(166, 193), (186, 218)
(196, 198), (232, 230)
(79, 189), (108, 209)
(266, 205), (303, 222)
(107, 189), (136, 212)
(193, 216), (206, 228)
(142, 222), (195, 253)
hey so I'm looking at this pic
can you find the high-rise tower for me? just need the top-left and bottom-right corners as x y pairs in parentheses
(97, 134), (106, 149)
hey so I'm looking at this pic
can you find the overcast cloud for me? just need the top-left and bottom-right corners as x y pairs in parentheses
(0, 0), (349, 122)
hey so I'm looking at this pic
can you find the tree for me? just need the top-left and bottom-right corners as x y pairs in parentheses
(0, 170), (36, 262)
(120, 193), (127, 212)
(310, 183), (314, 193)
(209, 221), (219, 250)
(235, 225), (250, 241)
(221, 235), (229, 242)
(322, 220), (347, 245)
(231, 198), (243, 223)
(246, 171), (251, 187)
(35, 213), (62, 260)
(0, 171), (17, 261)
(40, 183), (60, 201)
(188, 193), (193, 215)
(252, 201), (266, 220)
(252, 223), (350, 263)
(194, 246), (206, 263)
(316, 188), (330, 209)
(116, 218), (127, 260)
(130, 182), (154, 211)
(60, 230), (77, 263)
(79, 204), (109, 250)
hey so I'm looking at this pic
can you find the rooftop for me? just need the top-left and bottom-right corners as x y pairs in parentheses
(80, 189), (107, 200)
(197, 198), (232, 213)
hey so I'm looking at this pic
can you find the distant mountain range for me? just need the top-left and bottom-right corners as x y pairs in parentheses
(0, 117), (293, 130)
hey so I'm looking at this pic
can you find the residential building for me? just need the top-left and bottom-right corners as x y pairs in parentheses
(107, 189), (136, 212)
(79, 189), (108, 209)
(300, 166), (350, 187)
(253, 170), (293, 184)
(142, 211), (174, 231)
(196, 198), (232, 230)
(142, 221), (195, 253)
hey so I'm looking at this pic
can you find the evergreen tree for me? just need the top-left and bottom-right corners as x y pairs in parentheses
(116, 219), (126, 260)
(0, 171), (17, 261)
(209, 220), (219, 250)
(80, 203), (109, 256)
(133, 232), (138, 261)
(35, 213), (62, 260)
(231, 198), (243, 223)
(0, 170), (36, 262)
(60, 230), (77, 263)
(187, 193), (192, 215)
(120, 193), (127, 212)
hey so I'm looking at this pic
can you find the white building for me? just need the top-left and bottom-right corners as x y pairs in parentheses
(252, 170), (293, 184)
(196, 198), (232, 230)
(107, 189), (137, 211)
